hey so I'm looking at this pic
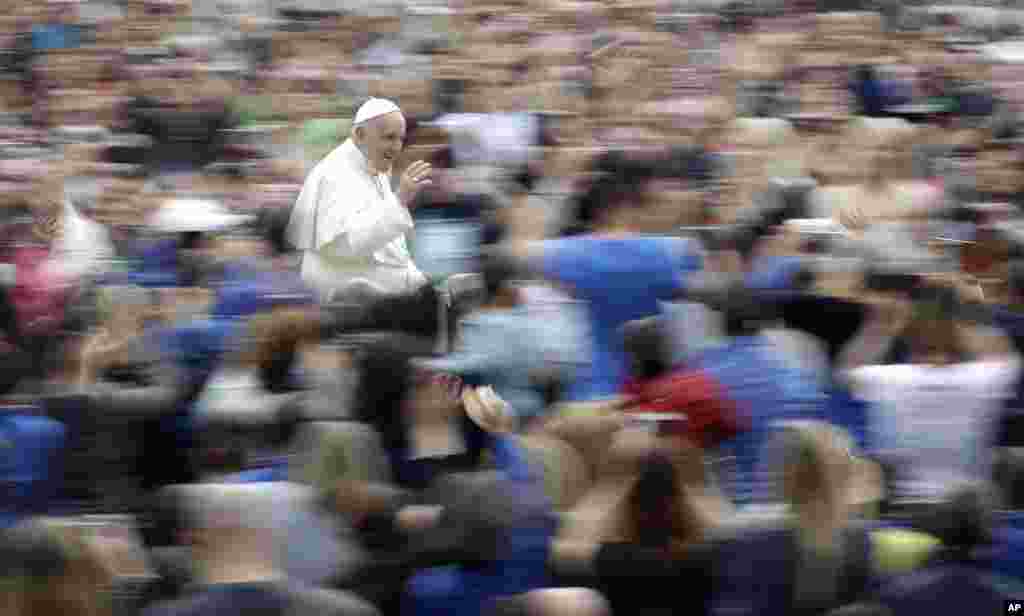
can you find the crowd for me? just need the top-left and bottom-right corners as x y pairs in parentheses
(9, 0), (1024, 616)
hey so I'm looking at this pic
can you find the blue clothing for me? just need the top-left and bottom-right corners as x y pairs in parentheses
(694, 337), (827, 505)
(142, 583), (291, 616)
(157, 319), (237, 458)
(163, 319), (237, 393)
(852, 69), (886, 117)
(133, 239), (182, 288)
(210, 271), (314, 322)
(425, 308), (549, 424)
(540, 235), (701, 400)
(826, 385), (871, 452)
(0, 410), (66, 527)
(402, 432), (555, 616)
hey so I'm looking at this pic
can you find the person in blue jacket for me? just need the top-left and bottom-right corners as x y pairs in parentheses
(342, 337), (555, 616)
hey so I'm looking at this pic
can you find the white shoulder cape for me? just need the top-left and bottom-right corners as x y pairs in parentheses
(287, 139), (371, 253)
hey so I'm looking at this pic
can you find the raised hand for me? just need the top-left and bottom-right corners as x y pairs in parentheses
(398, 160), (433, 207)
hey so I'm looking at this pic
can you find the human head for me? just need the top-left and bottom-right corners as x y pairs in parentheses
(901, 284), (967, 366)
(351, 337), (462, 455)
(481, 253), (522, 308)
(720, 284), (776, 339)
(615, 445), (718, 548)
(351, 98), (406, 174)
(622, 317), (671, 381)
(565, 151), (658, 234)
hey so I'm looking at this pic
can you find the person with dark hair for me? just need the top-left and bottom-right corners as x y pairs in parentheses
(502, 151), (703, 401)
(550, 450), (725, 616)
(621, 317), (748, 450)
(333, 338), (555, 616)
(851, 65), (886, 118)
(842, 277), (1020, 509)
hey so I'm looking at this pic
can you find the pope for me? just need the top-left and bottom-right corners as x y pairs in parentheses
(287, 98), (433, 301)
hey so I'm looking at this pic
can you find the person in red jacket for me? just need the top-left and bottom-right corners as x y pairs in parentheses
(620, 317), (749, 449)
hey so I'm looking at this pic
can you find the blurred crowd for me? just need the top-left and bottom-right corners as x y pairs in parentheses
(12, 1), (1024, 616)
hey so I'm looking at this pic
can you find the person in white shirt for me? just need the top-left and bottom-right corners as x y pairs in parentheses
(840, 280), (1021, 506)
(287, 98), (433, 302)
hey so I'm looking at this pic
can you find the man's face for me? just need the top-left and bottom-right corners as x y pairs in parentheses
(356, 112), (406, 174)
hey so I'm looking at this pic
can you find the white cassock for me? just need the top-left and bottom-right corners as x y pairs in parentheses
(287, 138), (428, 302)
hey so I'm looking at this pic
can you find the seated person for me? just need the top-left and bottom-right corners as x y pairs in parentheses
(722, 422), (880, 616)
(333, 338), (555, 616)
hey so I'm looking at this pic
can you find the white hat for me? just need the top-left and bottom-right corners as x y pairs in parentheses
(353, 98), (402, 126)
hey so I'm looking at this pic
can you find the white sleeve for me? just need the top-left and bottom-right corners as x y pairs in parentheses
(322, 175), (413, 258)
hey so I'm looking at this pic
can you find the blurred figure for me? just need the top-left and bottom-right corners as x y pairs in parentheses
(877, 483), (1019, 616)
(423, 254), (558, 430)
(683, 284), (828, 505)
(0, 517), (114, 616)
(550, 450), (725, 616)
(145, 483), (378, 616)
(287, 98), (433, 301)
(621, 317), (748, 450)
(726, 422), (880, 616)
(0, 330), (65, 526)
(335, 341), (553, 616)
(503, 151), (703, 401)
(842, 282), (1019, 508)
(59, 285), (182, 510)
(411, 146), (492, 280)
